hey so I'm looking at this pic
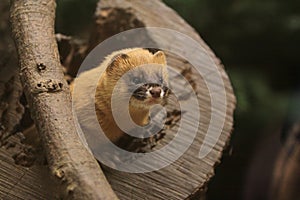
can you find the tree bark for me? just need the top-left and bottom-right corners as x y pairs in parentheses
(10, 0), (118, 199)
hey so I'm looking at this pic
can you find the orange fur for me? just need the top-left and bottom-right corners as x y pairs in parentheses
(73, 48), (168, 143)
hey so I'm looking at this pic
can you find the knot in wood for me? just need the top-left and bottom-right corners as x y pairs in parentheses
(54, 168), (65, 179)
(33, 79), (63, 94)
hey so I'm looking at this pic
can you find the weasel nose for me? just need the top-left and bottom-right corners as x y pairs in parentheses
(150, 87), (161, 98)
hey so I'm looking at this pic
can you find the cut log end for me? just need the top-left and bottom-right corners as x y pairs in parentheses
(88, 0), (236, 199)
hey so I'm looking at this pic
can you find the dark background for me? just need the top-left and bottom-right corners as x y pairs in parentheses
(55, 1), (299, 199)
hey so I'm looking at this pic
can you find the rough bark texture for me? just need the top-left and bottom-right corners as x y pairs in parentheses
(9, 0), (118, 199)
(0, 1), (48, 198)
(85, 0), (236, 199)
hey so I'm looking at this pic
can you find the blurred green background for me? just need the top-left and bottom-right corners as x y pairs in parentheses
(55, 0), (299, 199)
(162, 1), (299, 200)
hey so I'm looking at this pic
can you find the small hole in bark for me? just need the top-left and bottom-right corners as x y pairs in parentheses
(37, 83), (42, 87)
(67, 187), (74, 195)
(58, 83), (63, 88)
(37, 63), (46, 71)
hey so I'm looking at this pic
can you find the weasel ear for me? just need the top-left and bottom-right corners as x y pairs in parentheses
(153, 51), (166, 65)
(106, 53), (129, 72)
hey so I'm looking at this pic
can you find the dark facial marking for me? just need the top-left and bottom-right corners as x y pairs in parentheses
(163, 86), (170, 97)
(132, 86), (147, 100)
(131, 83), (169, 101)
(143, 48), (160, 54)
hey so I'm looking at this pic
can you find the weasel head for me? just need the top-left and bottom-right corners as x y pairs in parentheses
(105, 48), (170, 110)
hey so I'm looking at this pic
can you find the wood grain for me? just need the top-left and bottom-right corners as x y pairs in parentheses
(0, 136), (56, 200)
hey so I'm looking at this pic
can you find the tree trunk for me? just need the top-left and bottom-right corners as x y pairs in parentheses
(9, 0), (118, 199)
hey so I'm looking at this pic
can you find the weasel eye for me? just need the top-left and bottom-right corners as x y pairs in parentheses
(132, 77), (141, 84)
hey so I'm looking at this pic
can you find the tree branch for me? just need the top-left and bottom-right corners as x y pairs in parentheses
(10, 0), (118, 199)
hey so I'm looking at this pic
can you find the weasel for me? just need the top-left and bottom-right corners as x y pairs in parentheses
(72, 48), (169, 145)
